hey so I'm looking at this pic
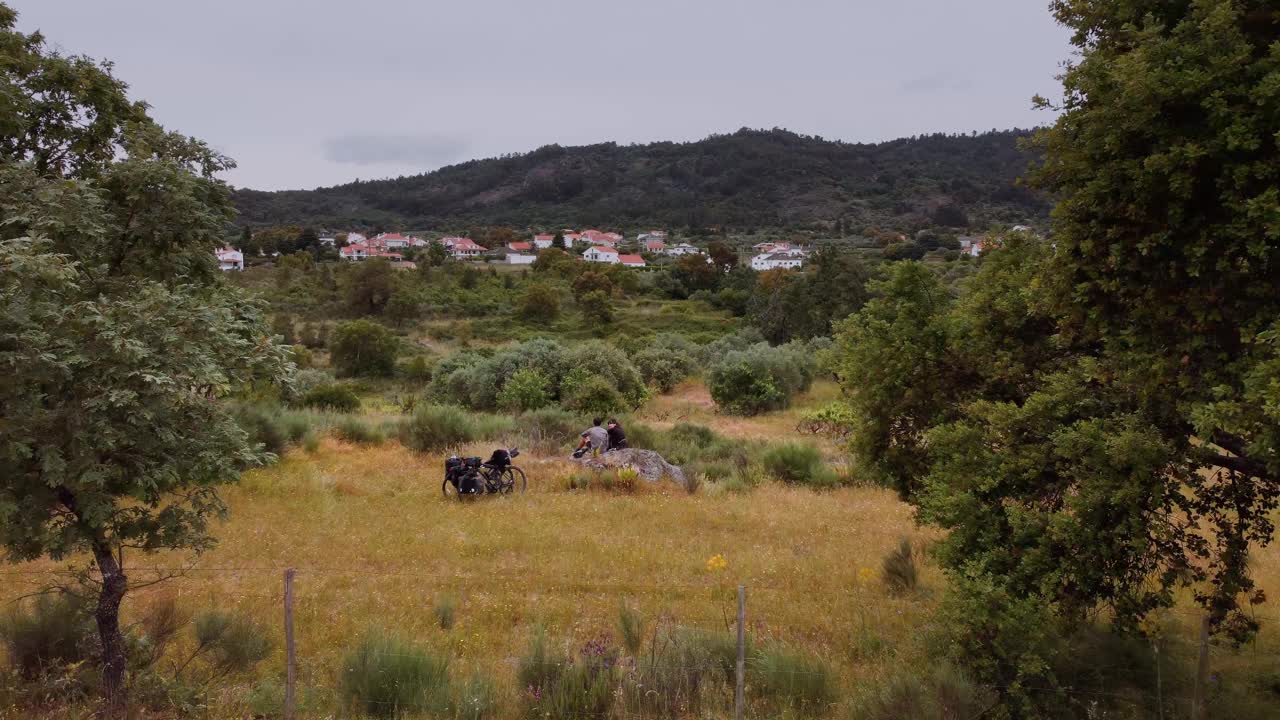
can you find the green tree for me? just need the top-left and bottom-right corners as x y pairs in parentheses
(572, 271), (613, 303)
(329, 320), (399, 377)
(0, 6), (291, 706)
(519, 283), (561, 323)
(497, 368), (552, 412)
(271, 313), (297, 345)
(552, 232), (565, 249)
(425, 240), (449, 267)
(579, 289), (614, 325)
(344, 258), (396, 315)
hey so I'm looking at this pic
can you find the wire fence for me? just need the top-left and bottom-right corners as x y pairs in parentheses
(1, 565), (1277, 719)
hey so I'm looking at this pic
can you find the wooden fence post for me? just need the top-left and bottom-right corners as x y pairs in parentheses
(284, 568), (297, 720)
(1192, 614), (1209, 720)
(735, 585), (746, 720)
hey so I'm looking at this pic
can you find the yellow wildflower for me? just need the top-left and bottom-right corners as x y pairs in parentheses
(706, 554), (729, 572)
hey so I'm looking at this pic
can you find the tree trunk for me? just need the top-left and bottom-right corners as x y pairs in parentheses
(91, 539), (129, 714)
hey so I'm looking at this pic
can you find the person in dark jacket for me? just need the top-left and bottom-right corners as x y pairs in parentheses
(606, 418), (627, 451)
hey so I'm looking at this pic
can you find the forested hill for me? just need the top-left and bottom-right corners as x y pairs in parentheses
(232, 128), (1049, 231)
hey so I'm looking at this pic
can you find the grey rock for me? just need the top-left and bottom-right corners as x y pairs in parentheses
(571, 448), (688, 489)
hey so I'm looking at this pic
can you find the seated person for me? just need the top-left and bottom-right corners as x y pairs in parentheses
(576, 417), (608, 457)
(606, 418), (627, 451)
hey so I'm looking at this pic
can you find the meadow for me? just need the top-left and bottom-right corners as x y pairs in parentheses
(4, 381), (1280, 719)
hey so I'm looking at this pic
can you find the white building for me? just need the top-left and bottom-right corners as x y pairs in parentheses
(584, 246), (620, 264)
(507, 253), (537, 265)
(666, 243), (702, 256)
(215, 247), (244, 271)
(533, 234), (555, 249)
(751, 251), (805, 271)
(638, 230), (668, 244)
(441, 237), (488, 258)
(619, 254), (646, 268)
(318, 236), (336, 247)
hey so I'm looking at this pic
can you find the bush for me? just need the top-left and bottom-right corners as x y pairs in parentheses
(518, 629), (617, 720)
(618, 603), (644, 655)
(881, 538), (918, 595)
(399, 405), (477, 452)
(334, 416), (388, 445)
(762, 443), (839, 488)
(497, 368), (552, 412)
(633, 335), (700, 392)
(519, 283), (561, 323)
(853, 663), (992, 720)
(401, 355), (434, 382)
(0, 593), (93, 680)
(339, 632), (450, 718)
(564, 376), (626, 415)
(233, 405), (289, 456)
(330, 319), (399, 378)
(190, 610), (273, 676)
(620, 626), (719, 718)
(292, 368), (334, 397)
(706, 342), (815, 415)
(751, 644), (837, 712)
(300, 383), (361, 412)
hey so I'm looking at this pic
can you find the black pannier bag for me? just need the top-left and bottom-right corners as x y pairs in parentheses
(488, 449), (511, 469)
(445, 456), (483, 493)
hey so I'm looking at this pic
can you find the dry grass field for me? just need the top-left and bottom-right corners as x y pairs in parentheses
(3, 382), (1280, 718)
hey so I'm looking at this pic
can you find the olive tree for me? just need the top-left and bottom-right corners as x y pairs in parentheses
(0, 5), (290, 708)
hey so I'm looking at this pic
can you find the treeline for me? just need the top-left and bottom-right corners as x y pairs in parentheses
(232, 128), (1049, 232)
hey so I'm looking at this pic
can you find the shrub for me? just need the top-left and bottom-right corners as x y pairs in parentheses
(751, 644), (836, 712)
(190, 609), (273, 677)
(339, 632), (450, 718)
(301, 383), (361, 412)
(330, 319), (399, 378)
(334, 416), (387, 445)
(292, 368), (334, 397)
(564, 376), (626, 415)
(521, 407), (583, 453)
(881, 538), (918, 595)
(519, 283), (561, 323)
(233, 405), (288, 456)
(302, 431), (321, 453)
(633, 336), (699, 393)
(618, 603), (645, 655)
(561, 341), (649, 408)
(280, 411), (314, 443)
(399, 405), (476, 452)
(762, 443), (839, 488)
(433, 595), (457, 631)
(854, 663), (991, 720)
(620, 626), (718, 718)
(0, 593), (93, 680)
(797, 402), (857, 439)
(497, 368), (552, 412)
(401, 355), (434, 382)
(706, 343), (815, 415)
(518, 630), (618, 720)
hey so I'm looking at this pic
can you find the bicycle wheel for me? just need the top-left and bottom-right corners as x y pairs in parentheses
(499, 467), (527, 494)
(442, 477), (460, 500)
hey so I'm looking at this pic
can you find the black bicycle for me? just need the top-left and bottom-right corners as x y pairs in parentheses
(443, 448), (526, 499)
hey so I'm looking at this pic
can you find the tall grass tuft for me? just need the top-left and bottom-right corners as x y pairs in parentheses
(190, 609), (273, 677)
(618, 603), (645, 655)
(620, 626), (719, 718)
(751, 644), (837, 713)
(433, 595), (457, 631)
(399, 404), (477, 452)
(517, 628), (618, 719)
(881, 538), (918, 595)
(451, 671), (500, 720)
(339, 631), (450, 718)
(334, 416), (388, 445)
(853, 663), (992, 720)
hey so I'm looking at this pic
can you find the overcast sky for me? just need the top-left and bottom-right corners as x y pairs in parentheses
(14, 0), (1073, 191)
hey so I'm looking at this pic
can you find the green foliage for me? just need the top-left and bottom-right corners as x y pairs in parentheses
(333, 416), (388, 445)
(617, 603), (644, 655)
(518, 283), (560, 323)
(520, 407), (584, 453)
(189, 610), (272, 677)
(707, 343), (815, 416)
(329, 319), (399, 377)
(517, 629), (617, 720)
(633, 335), (700, 393)
(344, 258), (397, 315)
(0, 594), (93, 680)
(880, 538), (918, 595)
(852, 663), (991, 720)
(578, 289), (614, 325)
(299, 383), (361, 412)
(399, 405), (477, 452)
(339, 632), (450, 718)
(497, 368), (552, 412)
(748, 247), (870, 344)
(750, 644), (836, 713)
(796, 403), (857, 439)
(619, 625), (719, 718)
(563, 376), (626, 416)
(451, 672), (499, 720)
(761, 443), (839, 488)
(232, 405), (290, 457)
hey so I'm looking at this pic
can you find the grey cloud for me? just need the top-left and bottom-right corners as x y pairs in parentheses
(323, 134), (470, 167)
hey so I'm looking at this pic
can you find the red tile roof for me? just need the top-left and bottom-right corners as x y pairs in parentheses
(508, 242), (533, 251)
(619, 254), (645, 264)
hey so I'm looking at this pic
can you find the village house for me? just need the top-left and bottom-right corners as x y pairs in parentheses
(666, 243), (702, 256)
(581, 229), (621, 246)
(751, 251), (805, 271)
(507, 241), (533, 252)
(318, 236), (336, 247)
(643, 239), (668, 253)
(506, 253), (537, 265)
(533, 233), (556, 249)
(619, 254), (646, 268)
(637, 230), (668, 244)
(440, 236), (488, 259)
(346, 232), (368, 245)
(215, 247), (244, 271)
(340, 243), (405, 262)
(584, 246), (620, 264)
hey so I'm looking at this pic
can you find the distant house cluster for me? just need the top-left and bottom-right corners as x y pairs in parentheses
(750, 242), (810, 271)
(338, 232), (432, 268)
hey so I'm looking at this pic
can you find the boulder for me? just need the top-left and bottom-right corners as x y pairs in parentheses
(571, 448), (688, 489)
